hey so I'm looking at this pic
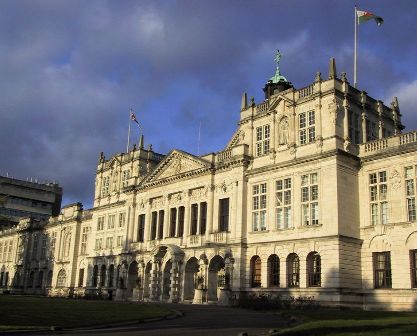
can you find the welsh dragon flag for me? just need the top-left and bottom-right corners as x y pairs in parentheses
(357, 9), (384, 26)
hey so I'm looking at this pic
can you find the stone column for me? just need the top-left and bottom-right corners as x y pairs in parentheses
(196, 202), (200, 235)
(232, 181), (238, 239)
(271, 111), (276, 152)
(169, 257), (180, 303)
(343, 99), (350, 140)
(175, 207), (180, 237)
(183, 191), (191, 239)
(361, 112), (367, 143)
(127, 203), (136, 247)
(150, 258), (160, 301)
(144, 200), (151, 242)
(205, 185), (214, 242)
(163, 196), (169, 239)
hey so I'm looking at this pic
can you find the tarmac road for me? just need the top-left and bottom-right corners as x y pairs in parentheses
(37, 304), (287, 336)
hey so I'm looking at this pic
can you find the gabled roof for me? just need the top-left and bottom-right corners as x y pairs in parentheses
(142, 149), (212, 185)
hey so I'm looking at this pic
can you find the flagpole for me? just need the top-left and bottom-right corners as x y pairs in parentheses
(127, 108), (132, 153)
(197, 121), (201, 155)
(354, 5), (358, 88)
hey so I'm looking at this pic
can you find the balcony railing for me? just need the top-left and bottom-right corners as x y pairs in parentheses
(256, 101), (269, 114)
(298, 84), (314, 99)
(359, 130), (417, 156)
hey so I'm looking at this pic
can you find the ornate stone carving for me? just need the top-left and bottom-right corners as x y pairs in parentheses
(278, 117), (289, 145)
(287, 142), (296, 155)
(344, 138), (351, 152)
(168, 192), (183, 205)
(390, 169), (401, 190)
(216, 181), (234, 194)
(151, 197), (164, 209)
(316, 136), (323, 148)
(328, 98), (341, 125)
(269, 149), (276, 160)
(190, 187), (208, 201)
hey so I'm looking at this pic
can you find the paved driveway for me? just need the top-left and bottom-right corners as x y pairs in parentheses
(46, 304), (287, 336)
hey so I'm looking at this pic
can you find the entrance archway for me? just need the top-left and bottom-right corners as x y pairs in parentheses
(208, 255), (225, 301)
(162, 260), (172, 301)
(127, 261), (138, 297)
(143, 261), (152, 300)
(184, 257), (199, 301)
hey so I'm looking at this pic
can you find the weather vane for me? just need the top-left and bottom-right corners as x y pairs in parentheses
(274, 49), (282, 73)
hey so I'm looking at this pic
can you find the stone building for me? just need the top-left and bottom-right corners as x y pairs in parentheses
(0, 175), (62, 227)
(1, 55), (417, 310)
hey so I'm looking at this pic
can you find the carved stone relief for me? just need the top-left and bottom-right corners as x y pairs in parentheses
(151, 197), (164, 209)
(278, 117), (289, 145)
(390, 169), (401, 190)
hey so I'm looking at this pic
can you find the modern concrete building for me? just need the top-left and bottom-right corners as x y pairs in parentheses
(1, 55), (416, 310)
(0, 176), (62, 227)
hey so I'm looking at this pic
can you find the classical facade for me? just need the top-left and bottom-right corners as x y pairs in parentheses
(1, 55), (417, 310)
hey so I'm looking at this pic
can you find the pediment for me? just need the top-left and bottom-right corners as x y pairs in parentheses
(268, 94), (295, 111)
(144, 150), (211, 183)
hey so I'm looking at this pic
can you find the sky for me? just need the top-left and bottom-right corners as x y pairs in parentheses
(0, 0), (416, 208)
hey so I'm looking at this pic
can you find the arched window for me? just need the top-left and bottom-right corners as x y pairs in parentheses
(92, 265), (98, 287)
(46, 271), (53, 287)
(307, 252), (321, 287)
(56, 270), (66, 287)
(108, 265), (114, 287)
(37, 271), (43, 288)
(287, 253), (299, 288)
(100, 265), (106, 287)
(250, 256), (261, 288)
(268, 254), (280, 287)
(28, 271), (35, 288)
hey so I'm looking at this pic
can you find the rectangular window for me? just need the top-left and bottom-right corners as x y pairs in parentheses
(369, 171), (389, 225)
(411, 249), (417, 288)
(116, 235), (124, 247)
(108, 215), (115, 229)
(102, 176), (110, 196)
(106, 236), (113, 249)
(252, 183), (267, 231)
(80, 227), (88, 255)
(276, 178), (292, 229)
(301, 173), (319, 225)
(169, 208), (177, 237)
(137, 214), (145, 242)
(255, 124), (270, 156)
(41, 236), (47, 259)
(151, 211), (157, 240)
(118, 212), (126, 227)
(191, 204), (198, 235)
(178, 206), (185, 237)
(200, 202), (207, 235)
(373, 251), (392, 288)
(158, 210), (164, 239)
(95, 238), (102, 250)
(78, 269), (84, 287)
(122, 169), (130, 188)
(32, 235), (38, 260)
(97, 217), (105, 231)
(49, 232), (56, 258)
(405, 166), (416, 222)
(7, 241), (12, 261)
(219, 198), (230, 232)
(299, 111), (315, 145)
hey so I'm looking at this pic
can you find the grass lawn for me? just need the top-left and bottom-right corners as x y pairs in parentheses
(273, 309), (417, 336)
(0, 295), (172, 331)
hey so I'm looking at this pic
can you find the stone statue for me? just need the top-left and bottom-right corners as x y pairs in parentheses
(279, 117), (289, 145)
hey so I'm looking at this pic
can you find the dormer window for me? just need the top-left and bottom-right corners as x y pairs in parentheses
(256, 125), (270, 156)
(299, 111), (315, 145)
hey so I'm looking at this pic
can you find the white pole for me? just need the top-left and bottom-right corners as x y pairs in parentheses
(354, 6), (358, 88)
(197, 121), (201, 155)
(126, 109), (132, 153)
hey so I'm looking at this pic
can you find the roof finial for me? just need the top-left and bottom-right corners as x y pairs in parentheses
(139, 135), (144, 149)
(274, 49), (282, 75)
(328, 58), (337, 79)
(241, 92), (248, 110)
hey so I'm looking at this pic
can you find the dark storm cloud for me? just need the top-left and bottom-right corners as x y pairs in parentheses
(0, 0), (416, 207)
